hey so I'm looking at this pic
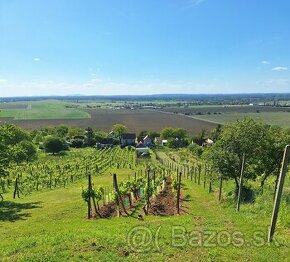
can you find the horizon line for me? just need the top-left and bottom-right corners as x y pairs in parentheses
(1, 92), (290, 99)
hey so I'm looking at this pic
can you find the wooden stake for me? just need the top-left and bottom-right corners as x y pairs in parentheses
(208, 170), (212, 193)
(13, 177), (19, 199)
(268, 145), (290, 242)
(113, 173), (120, 217)
(176, 172), (182, 214)
(87, 174), (92, 219)
(114, 173), (129, 216)
(198, 164), (201, 185)
(146, 169), (150, 214)
(236, 153), (245, 212)
(219, 175), (223, 201)
(203, 165), (207, 189)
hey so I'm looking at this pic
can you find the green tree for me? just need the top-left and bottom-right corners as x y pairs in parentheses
(210, 124), (222, 141)
(84, 127), (96, 147)
(112, 124), (128, 137)
(0, 141), (9, 200)
(0, 124), (31, 145)
(33, 133), (43, 144)
(255, 125), (290, 191)
(68, 127), (84, 138)
(95, 130), (108, 143)
(160, 128), (174, 139)
(206, 118), (270, 191)
(173, 128), (187, 139)
(19, 141), (37, 162)
(147, 131), (160, 140)
(161, 128), (186, 140)
(54, 125), (69, 138)
(44, 137), (66, 155)
(192, 129), (206, 146)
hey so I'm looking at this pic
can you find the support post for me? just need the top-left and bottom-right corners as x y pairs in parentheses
(268, 145), (290, 242)
(176, 172), (182, 214)
(236, 153), (245, 212)
(198, 164), (201, 185)
(87, 174), (92, 219)
(219, 175), (223, 202)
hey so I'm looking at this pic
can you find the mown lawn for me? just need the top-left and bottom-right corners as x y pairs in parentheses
(1, 168), (289, 261)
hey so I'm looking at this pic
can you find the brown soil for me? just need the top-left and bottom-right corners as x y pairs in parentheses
(90, 177), (188, 218)
(148, 177), (187, 216)
(0, 109), (216, 135)
(92, 196), (140, 219)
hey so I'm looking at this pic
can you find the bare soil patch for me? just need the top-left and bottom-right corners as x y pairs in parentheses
(93, 196), (140, 219)
(148, 177), (187, 216)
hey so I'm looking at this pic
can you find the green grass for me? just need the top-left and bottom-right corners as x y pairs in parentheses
(0, 100), (91, 120)
(1, 167), (289, 261)
(191, 112), (290, 128)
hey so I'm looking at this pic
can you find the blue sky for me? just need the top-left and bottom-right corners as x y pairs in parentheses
(0, 0), (290, 96)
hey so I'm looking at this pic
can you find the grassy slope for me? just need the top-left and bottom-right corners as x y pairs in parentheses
(192, 112), (290, 128)
(0, 101), (90, 120)
(1, 169), (289, 261)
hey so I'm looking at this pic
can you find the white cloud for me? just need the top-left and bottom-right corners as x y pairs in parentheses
(33, 57), (40, 62)
(272, 66), (288, 71)
(261, 60), (270, 65)
(0, 78), (7, 83)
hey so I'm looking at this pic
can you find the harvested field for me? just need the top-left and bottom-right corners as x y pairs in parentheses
(0, 109), (217, 135)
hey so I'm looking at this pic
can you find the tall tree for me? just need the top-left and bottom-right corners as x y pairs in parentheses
(112, 124), (128, 138)
(206, 118), (271, 191)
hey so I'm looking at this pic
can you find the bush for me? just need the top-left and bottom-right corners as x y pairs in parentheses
(167, 138), (189, 148)
(188, 143), (204, 157)
(234, 185), (256, 203)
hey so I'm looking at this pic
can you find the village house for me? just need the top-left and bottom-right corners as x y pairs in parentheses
(136, 135), (153, 147)
(120, 133), (136, 147)
(96, 138), (114, 149)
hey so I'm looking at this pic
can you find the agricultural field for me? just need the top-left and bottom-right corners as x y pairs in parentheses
(0, 100), (90, 120)
(160, 105), (290, 114)
(192, 112), (290, 128)
(160, 105), (290, 128)
(0, 100), (217, 135)
(0, 147), (289, 261)
(2, 99), (290, 133)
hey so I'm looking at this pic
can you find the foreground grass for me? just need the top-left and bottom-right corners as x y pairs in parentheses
(0, 171), (289, 261)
